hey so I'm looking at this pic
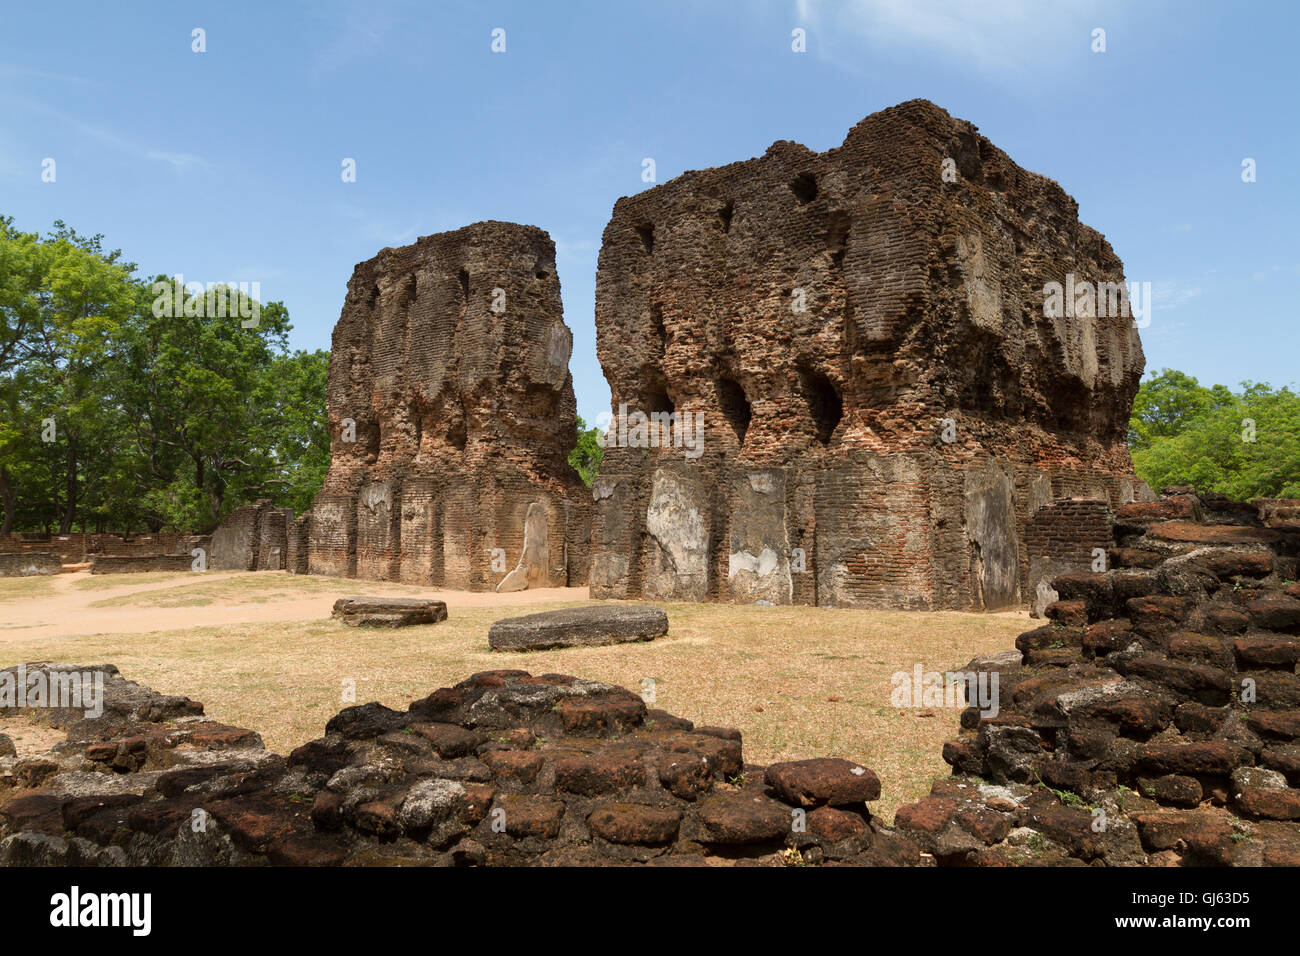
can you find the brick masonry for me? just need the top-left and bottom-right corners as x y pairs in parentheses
(590, 99), (1148, 611)
(302, 222), (591, 591)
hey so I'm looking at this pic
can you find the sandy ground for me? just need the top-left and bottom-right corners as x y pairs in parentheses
(0, 569), (588, 642)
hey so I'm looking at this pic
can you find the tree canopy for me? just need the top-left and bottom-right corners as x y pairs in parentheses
(0, 216), (329, 534)
(1130, 368), (1300, 499)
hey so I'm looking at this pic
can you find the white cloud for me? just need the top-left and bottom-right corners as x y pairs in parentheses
(1151, 279), (1202, 312)
(793, 0), (1117, 74)
(3, 94), (212, 172)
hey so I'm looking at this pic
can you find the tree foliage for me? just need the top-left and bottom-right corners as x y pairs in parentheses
(1130, 369), (1300, 499)
(0, 217), (329, 533)
(567, 415), (604, 487)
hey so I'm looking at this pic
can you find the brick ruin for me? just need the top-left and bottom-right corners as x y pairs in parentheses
(590, 99), (1147, 610)
(919, 490), (1300, 865)
(3, 489), (1296, 868)
(0, 499), (288, 575)
(301, 222), (591, 591)
(208, 499), (290, 572)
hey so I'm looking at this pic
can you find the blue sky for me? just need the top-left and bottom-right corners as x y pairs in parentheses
(2, 0), (1296, 425)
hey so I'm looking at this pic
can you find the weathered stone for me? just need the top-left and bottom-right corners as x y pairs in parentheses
(764, 758), (880, 807)
(587, 802), (681, 845)
(695, 792), (791, 844)
(894, 796), (958, 834)
(491, 794), (565, 840)
(332, 596), (448, 628)
(488, 605), (668, 652)
(1234, 787), (1300, 820)
(553, 746), (647, 795)
(1136, 740), (1251, 776)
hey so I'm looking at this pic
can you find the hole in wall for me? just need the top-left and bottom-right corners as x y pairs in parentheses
(800, 368), (843, 445)
(719, 201), (734, 233)
(458, 269), (470, 303)
(641, 382), (674, 416)
(649, 303), (666, 351)
(635, 223), (655, 254)
(716, 377), (752, 446)
(448, 401), (468, 451)
(827, 210), (850, 269)
(790, 172), (818, 204)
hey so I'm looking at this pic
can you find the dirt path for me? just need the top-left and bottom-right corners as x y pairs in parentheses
(0, 570), (590, 642)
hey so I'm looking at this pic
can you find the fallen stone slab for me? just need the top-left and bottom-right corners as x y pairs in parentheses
(488, 605), (668, 652)
(332, 596), (448, 628)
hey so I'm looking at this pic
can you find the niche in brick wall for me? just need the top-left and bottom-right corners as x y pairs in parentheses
(719, 201), (734, 233)
(635, 223), (655, 255)
(649, 303), (667, 356)
(826, 210), (850, 269)
(717, 377), (752, 447)
(789, 172), (818, 204)
(800, 367), (842, 445)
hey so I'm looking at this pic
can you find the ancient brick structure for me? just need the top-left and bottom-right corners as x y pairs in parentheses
(0, 533), (191, 565)
(591, 99), (1147, 610)
(210, 499), (289, 571)
(0, 664), (912, 867)
(304, 222), (591, 591)
(1025, 497), (1116, 615)
(0, 552), (59, 577)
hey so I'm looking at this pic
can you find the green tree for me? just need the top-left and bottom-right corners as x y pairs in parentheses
(0, 218), (331, 533)
(567, 415), (605, 487)
(1130, 373), (1300, 499)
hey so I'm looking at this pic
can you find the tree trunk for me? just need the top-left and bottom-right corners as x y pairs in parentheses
(0, 465), (13, 535)
(60, 438), (77, 534)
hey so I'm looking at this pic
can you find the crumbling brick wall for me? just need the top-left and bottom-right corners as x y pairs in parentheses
(928, 491), (1300, 867)
(1025, 497), (1115, 616)
(285, 514), (311, 574)
(592, 99), (1147, 610)
(0, 552), (60, 576)
(304, 222), (592, 590)
(209, 500), (290, 571)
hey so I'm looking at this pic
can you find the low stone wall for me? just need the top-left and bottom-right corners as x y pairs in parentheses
(0, 552), (60, 577)
(0, 533), (191, 565)
(917, 490), (1300, 865)
(88, 554), (195, 574)
(0, 666), (912, 867)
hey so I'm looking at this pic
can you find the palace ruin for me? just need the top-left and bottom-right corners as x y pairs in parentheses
(302, 222), (591, 590)
(589, 99), (1148, 610)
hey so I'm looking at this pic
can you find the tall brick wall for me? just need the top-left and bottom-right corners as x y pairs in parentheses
(304, 222), (591, 590)
(591, 99), (1147, 610)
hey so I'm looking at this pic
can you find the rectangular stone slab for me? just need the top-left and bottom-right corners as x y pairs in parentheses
(332, 596), (449, 627)
(489, 605), (668, 652)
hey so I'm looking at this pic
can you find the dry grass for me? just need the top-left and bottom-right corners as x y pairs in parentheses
(86, 572), (389, 608)
(0, 576), (56, 603)
(0, 574), (1029, 818)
